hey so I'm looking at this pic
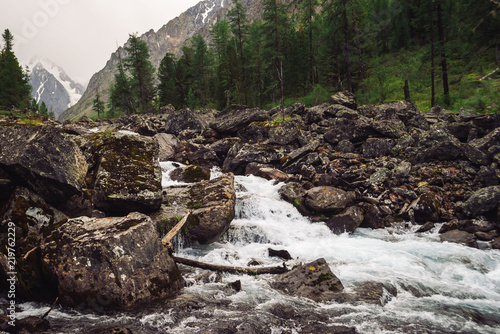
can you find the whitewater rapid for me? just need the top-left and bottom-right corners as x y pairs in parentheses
(11, 164), (500, 333)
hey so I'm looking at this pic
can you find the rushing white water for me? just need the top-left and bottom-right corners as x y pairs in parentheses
(178, 173), (500, 334)
(12, 167), (500, 333)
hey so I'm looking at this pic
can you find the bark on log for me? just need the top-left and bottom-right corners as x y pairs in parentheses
(161, 211), (192, 246)
(173, 256), (289, 275)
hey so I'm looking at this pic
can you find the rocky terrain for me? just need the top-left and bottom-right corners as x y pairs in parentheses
(0, 94), (499, 332)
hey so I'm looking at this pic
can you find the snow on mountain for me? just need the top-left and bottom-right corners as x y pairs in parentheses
(28, 56), (85, 118)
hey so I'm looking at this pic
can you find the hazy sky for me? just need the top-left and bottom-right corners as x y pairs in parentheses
(0, 0), (200, 85)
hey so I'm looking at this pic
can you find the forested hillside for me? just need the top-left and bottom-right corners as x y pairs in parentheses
(149, 0), (498, 114)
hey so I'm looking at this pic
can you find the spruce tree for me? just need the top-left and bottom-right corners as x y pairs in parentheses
(92, 91), (106, 118)
(109, 59), (134, 115)
(0, 29), (32, 110)
(124, 34), (156, 114)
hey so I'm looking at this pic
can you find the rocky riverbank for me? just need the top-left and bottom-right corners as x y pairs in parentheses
(0, 93), (499, 332)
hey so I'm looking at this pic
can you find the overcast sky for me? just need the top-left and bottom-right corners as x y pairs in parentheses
(0, 0), (200, 85)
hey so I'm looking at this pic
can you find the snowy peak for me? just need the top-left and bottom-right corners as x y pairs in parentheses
(28, 57), (84, 118)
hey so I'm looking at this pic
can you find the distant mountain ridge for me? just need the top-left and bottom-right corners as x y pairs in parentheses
(60, 0), (232, 121)
(28, 57), (85, 118)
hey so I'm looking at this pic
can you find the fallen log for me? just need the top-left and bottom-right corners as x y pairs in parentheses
(173, 256), (289, 275)
(161, 211), (192, 247)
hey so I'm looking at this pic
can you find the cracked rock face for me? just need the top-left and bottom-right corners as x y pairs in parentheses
(42, 212), (184, 308)
(89, 132), (163, 215)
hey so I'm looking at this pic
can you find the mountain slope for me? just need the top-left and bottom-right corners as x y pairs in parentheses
(60, 0), (232, 121)
(29, 57), (85, 118)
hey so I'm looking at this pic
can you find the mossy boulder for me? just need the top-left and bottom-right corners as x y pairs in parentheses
(271, 258), (344, 302)
(41, 213), (184, 308)
(89, 132), (163, 215)
(156, 173), (236, 245)
(304, 186), (355, 215)
(0, 125), (88, 210)
(170, 165), (211, 183)
(460, 186), (500, 218)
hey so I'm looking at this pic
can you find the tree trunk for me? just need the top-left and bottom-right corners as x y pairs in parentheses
(437, 2), (450, 105)
(404, 80), (411, 101)
(173, 256), (289, 275)
(352, 9), (365, 92)
(343, 0), (352, 92)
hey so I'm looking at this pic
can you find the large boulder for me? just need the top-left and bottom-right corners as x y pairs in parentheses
(271, 258), (344, 302)
(41, 213), (184, 308)
(460, 186), (500, 218)
(0, 188), (68, 300)
(304, 187), (355, 214)
(164, 108), (210, 135)
(211, 107), (269, 135)
(154, 133), (180, 161)
(157, 173), (237, 245)
(0, 125), (88, 210)
(326, 206), (364, 235)
(222, 143), (283, 175)
(330, 91), (357, 110)
(90, 132), (163, 215)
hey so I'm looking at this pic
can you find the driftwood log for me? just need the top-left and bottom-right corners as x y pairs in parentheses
(161, 211), (192, 247)
(173, 256), (289, 275)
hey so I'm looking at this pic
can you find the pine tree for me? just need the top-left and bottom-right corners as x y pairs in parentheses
(109, 58), (134, 115)
(158, 53), (184, 109)
(124, 34), (156, 113)
(227, 0), (250, 104)
(92, 90), (106, 118)
(0, 29), (32, 110)
(39, 101), (48, 115)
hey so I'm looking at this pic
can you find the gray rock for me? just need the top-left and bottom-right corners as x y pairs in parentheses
(41, 213), (185, 308)
(461, 186), (500, 217)
(272, 258), (343, 302)
(211, 107), (269, 134)
(91, 132), (163, 215)
(440, 230), (478, 248)
(154, 133), (180, 161)
(326, 206), (364, 235)
(0, 125), (88, 210)
(304, 186), (355, 214)
(170, 165), (211, 183)
(362, 138), (395, 158)
(165, 108), (209, 135)
(330, 91), (357, 110)
(222, 143), (283, 175)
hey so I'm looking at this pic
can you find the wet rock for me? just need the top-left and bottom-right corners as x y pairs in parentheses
(245, 163), (291, 182)
(167, 174), (236, 245)
(209, 138), (241, 161)
(491, 237), (500, 249)
(283, 140), (320, 168)
(271, 258), (344, 302)
(222, 143), (283, 175)
(0, 188), (68, 300)
(475, 230), (498, 242)
(268, 248), (293, 260)
(0, 125), (88, 211)
(164, 108), (209, 135)
(194, 271), (222, 284)
(41, 213), (184, 308)
(170, 165), (211, 183)
(211, 107), (269, 135)
(336, 281), (397, 306)
(460, 186), (500, 218)
(304, 186), (355, 214)
(90, 132), (163, 215)
(279, 182), (311, 215)
(416, 222), (435, 233)
(330, 91), (357, 110)
(358, 202), (389, 229)
(413, 191), (441, 223)
(154, 133), (180, 161)
(440, 230), (478, 248)
(326, 206), (364, 235)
